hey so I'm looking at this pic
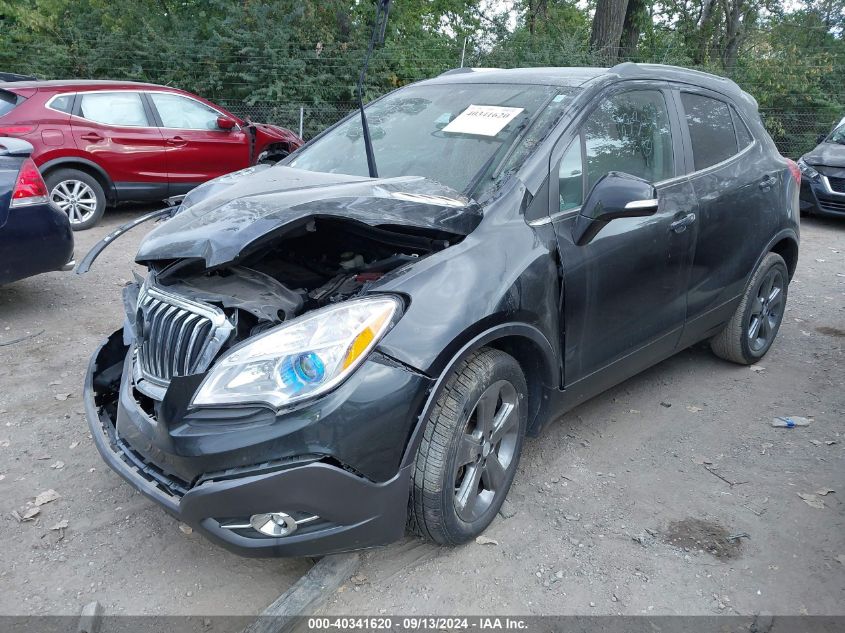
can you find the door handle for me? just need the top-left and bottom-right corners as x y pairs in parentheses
(669, 212), (696, 234)
(759, 174), (776, 191)
(166, 136), (187, 146)
(80, 132), (104, 142)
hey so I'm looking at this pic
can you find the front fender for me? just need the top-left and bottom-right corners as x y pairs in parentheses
(375, 181), (561, 382)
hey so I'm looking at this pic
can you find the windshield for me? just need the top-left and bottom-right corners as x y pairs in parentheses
(826, 123), (845, 145)
(289, 83), (578, 197)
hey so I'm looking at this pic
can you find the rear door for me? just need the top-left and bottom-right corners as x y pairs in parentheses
(145, 92), (249, 194)
(549, 85), (698, 389)
(675, 90), (780, 342)
(71, 91), (168, 199)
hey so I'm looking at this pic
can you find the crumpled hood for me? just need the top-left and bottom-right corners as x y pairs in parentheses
(136, 166), (482, 268)
(803, 142), (845, 170)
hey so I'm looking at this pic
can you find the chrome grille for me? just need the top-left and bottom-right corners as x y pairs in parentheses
(827, 176), (845, 194)
(136, 285), (234, 385)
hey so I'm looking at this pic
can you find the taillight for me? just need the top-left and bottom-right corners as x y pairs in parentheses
(786, 159), (801, 185)
(0, 125), (37, 136)
(10, 158), (49, 208)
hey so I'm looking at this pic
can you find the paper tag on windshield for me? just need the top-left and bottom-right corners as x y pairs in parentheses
(442, 105), (524, 137)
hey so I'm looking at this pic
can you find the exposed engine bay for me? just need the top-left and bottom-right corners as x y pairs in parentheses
(130, 218), (455, 375)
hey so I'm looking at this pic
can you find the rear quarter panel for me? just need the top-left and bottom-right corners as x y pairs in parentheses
(0, 89), (73, 166)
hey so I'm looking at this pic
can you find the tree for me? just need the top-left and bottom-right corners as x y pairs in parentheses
(619, 0), (648, 60)
(590, 0), (630, 63)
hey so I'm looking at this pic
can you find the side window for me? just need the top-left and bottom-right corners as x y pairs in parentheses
(681, 93), (738, 170)
(583, 90), (674, 191)
(558, 139), (583, 212)
(49, 94), (74, 114)
(732, 107), (753, 149)
(79, 92), (149, 127)
(150, 93), (221, 130)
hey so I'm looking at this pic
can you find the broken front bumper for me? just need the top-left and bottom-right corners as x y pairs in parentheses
(83, 331), (431, 557)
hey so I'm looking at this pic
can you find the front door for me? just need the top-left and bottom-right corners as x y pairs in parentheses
(145, 92), (249, 195)
(548, 87), (698, 392)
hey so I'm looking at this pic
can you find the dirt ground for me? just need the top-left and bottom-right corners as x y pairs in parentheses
(0, 205), (311, 617)
(323, 215), (844, 616)
(0, 207), (842, 619)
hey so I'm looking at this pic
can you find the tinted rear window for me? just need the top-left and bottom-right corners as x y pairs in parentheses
(0, 89), (22, 117)
(681, 93), (738, 171)
(50, 94), (74, 114)
(731, 107), (753, 149)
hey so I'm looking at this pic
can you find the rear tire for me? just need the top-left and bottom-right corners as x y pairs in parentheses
(409, 347), (527, 545)
(710, 252), (789, 364)
(45, 168), (106, 231)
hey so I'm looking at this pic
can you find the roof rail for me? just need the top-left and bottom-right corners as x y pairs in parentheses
(438, 67), (503, 77)
(439, 68), (476, 76)
(609, 62), (741, 92)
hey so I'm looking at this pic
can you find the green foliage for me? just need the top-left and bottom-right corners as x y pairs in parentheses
(0, 0), (841, 154)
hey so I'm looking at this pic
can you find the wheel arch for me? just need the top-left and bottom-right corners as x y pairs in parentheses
(39, 157), (115, 202)
(259, 141), (291, 162)
(742, 229), (799, 292)
(769, 234), (799, 280)
(400, 322), (559, 469)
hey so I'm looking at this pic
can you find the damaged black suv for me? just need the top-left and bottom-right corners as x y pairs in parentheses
(84, 63), (800, 557)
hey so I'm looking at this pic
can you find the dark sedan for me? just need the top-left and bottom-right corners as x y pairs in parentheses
(798, 121), (845, 217)
(0, 137), (74, 285)
(82, 63), (799, 557)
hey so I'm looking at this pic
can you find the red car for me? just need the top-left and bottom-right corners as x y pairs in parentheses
(0, 80), (303, 229)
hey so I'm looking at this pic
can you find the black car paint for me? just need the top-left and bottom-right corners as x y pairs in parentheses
(799, 139), (845, 218)
(0, 139), (74, 285)
(84, 64), (800, 556)
(135, 166), (481, 268)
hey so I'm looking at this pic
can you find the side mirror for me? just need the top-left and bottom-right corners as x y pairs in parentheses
(217, 116), (237, 131)
(571, 172), (658, 246)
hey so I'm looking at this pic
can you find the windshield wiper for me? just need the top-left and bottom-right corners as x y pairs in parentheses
(357, 0), (392, 178)
(463, 122), (528, 196)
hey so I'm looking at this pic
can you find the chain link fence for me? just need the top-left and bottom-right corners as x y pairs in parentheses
(220, 100), (839, 159)
(217, 101), (358, 141)
(759, 109), (841, 159)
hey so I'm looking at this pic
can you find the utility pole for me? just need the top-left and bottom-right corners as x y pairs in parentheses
(460, 36), (468, 68)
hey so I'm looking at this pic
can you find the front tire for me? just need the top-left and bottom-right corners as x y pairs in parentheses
(711, 252), (789, 364)
(409, 347), (527, 545)
(45, 168), (106, 231)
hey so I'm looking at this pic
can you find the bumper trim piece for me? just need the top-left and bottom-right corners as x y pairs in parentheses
(84, 334), (412, 557)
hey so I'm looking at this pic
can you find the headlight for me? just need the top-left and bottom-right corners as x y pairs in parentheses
(797, 158), (820, 181)
(192, 296), (401, 409)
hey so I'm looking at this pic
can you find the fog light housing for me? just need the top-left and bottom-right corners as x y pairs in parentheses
(249, 512), (298, 537)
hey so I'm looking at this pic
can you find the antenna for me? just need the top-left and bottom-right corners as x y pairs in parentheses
(357, 0), (392, 178)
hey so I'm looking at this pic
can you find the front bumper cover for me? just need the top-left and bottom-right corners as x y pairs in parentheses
(84, 331), (428, 557)
(800, 175), (845, 217)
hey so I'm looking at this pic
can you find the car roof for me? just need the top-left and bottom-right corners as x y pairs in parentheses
(425, 63), (746, 99)
(3, 79), (173, 92)
(424, 67), (607, 88)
